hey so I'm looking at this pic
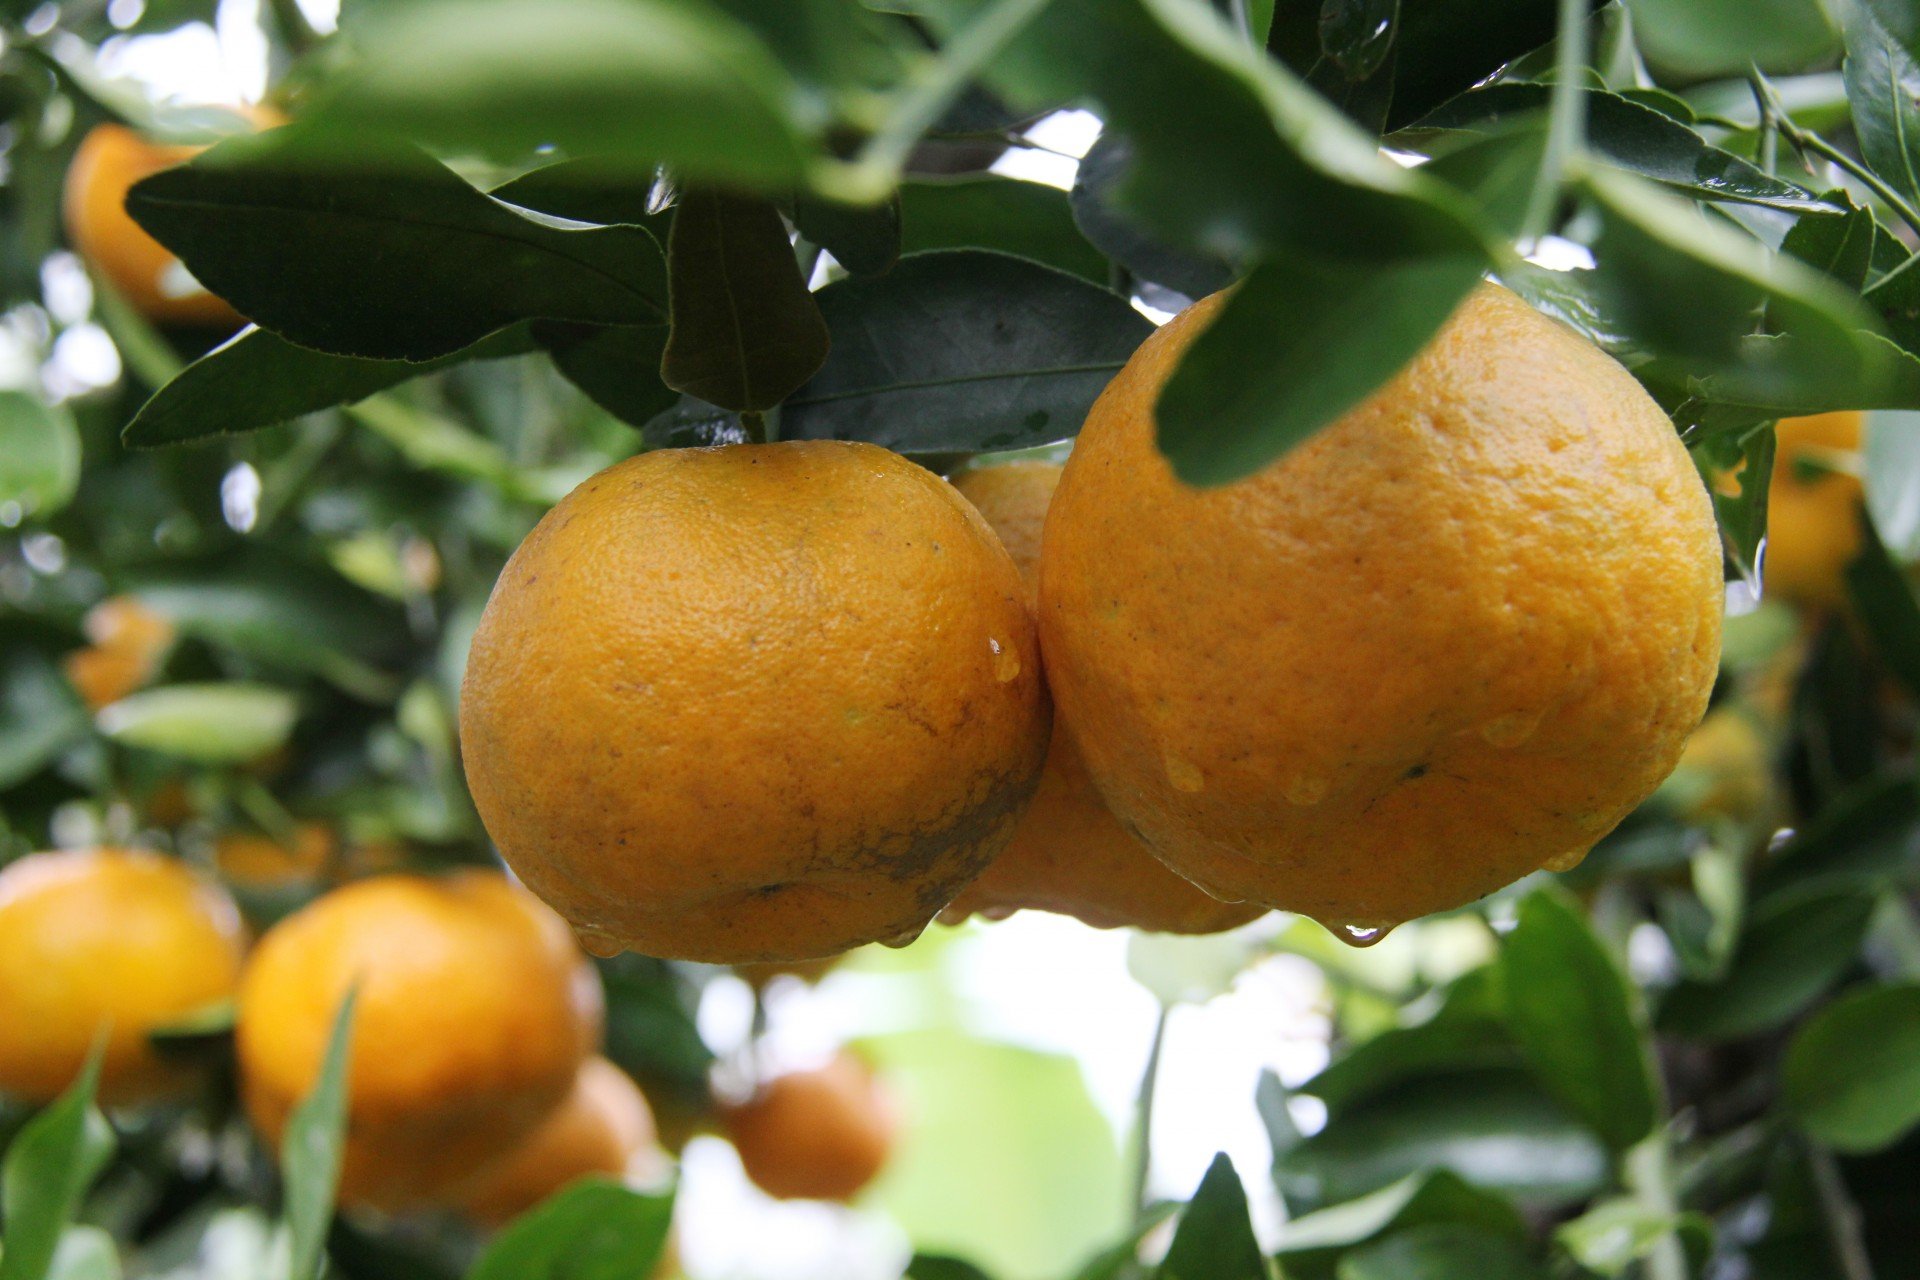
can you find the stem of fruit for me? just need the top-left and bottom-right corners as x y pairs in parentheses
(1130, 1003), (1170, 1218)
(831, 0), (1056, 202)
(1518, 0), (1591, 248)
(739, 410), (770, 445)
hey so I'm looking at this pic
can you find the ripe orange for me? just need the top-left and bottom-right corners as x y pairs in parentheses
(214, 823), (335, 891)
(1039, 283), (1723, 932)
(944, 462), (1264, 933)
(1764, 411), (1865, 609)
(457, 1056), (664, 1226)
(723, 1052), (897, 1202)
(63, 595), (175, 711)
(235, 871), (603, 1213)
(735, 954), (845, 988)
(62, 124), (244, 327)
(460, 441), (1050, 963)
(0, 849), (246, 1106)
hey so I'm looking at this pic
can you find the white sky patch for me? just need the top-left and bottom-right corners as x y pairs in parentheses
(220, 461), (261, 532)
(1525, 235), (1597, 272)
(989, 146), (1079, 191)
(44, 323), (122, 399)
(1023, 107), (1103, 159)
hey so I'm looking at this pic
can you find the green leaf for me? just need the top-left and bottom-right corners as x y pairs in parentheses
(1581, 165), (1897, 413)
(597, 954), (713, 1093)
(1780, 198), (1878, 293)
(1625, 0), (1838, 78)
(1273, 1170), (1526, 1280)
(1753, 772), (1920, 900)
(1337, 1225), (1542, 1280)
(468, 1181), (674, 1280)
(1497, 888), (1659, 1151)
(1554, 1200), (1715, 1277)
(280, 990), (355, 1280)
(1411, 86), (1834, 213)
(126, 126), (668, 361)
(1275, 1070), (1609, 1211)
(123, 326), (535, 449)
(1659, 889), (1877, 1039)
(1837, 0), (1920, 208)
(781, 250), (1153, 453)
(1318, 0), (1399, 81)
(1301, 970), (1518, 1120)
(1069, 132), (1234, 296)
(793, 193), (903, 277)
(906, 1258), (997, 1280)
(1688, 413), (1773, 592)
(0, 645), (88, 790)
(1154, 249), (1485, 486)
(95, 683), (299, 765)
(902, 175), (1108, 283)
(313, 0), (818, 191)
(1783, 983), (1920, 1152)
(488, 159), (668, 230)
(0, 392), (80, 522)
(533, 323), (677, 429)
(662, 190), (830, 412)
(0, 1050), (114, 1280)
(1844, 507), (1920, 699)
(44, 1228), (120, 1280)
(1154, 1155), (1265, 1280)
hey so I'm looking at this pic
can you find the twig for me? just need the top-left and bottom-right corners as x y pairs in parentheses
(1130, 1004), (1171, 1218)
(1809, 1144), (1877, 1280)
(1757, 72), (1920, 240)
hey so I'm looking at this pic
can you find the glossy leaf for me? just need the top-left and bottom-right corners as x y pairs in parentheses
(1626, 0), (1838, 78)
(0, 646), (88, 790)
(1153, 1155), (1265, 1280)
(533, 322), (677, 430)
(781, 250), (1153, 453)
(903, 175), (1108, 283)
(793, 193), (902, 277)
(95, 683), (299, 764)
(0, 1051), (113, 1280)
(662, 190), (830, 412)
(1154, 248), (1485, 485)
(1319, 0), (1400, 81)
(1497, 888), (1659, 1151)
(1690, 415), (1774, 593)
(1337, 1225), (1542, 1280)
(123, 326), (535, 449)
(1755, 772), (1920, 900)
(1658, 889), (1877, 1039)
(1069, 132), (1234, 297)
(488, 159), (667, 230)
(1554, 1200), (1716, 1277)
(1783, 983), (1920, 1152)
(1301, 971), (1518, 1119)
(468, 1181), (675, 1280)
(0, 391), (80, 521)
(1273, 1170), (1525, 1280)
(314, 0), (818, 190)
(1779, 198), (1877, 294)
(1275, 1070), (1610, 1211)
(127, 127), (668, 361)
(281, 992), (356, 1280)
(1838, 0), (1920, 208)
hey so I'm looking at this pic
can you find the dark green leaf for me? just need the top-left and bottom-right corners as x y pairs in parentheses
(1273, 1170), (1525, 1280)
(1337, 1225), (1542, 1280)
(1412, 86), (1833, 213)
(1754, 772), (1920, 901)
(598, 954), (714, 1093)
(1422, 127), (1546, 241)
(1838, 0), (1920, 208)
(0, 646), (88, 790)
(1319, 0), (1399, 81)
(1497, 888), (1659, 1151)
(1070, 132), (1234, 296)
(281, 990), (356, 1280)
(1302, 970), (1518, 1119)
(147, 999), (239, 1061)
(1382, 0), (1591, 130)
(663, 190), (830, 412)
(1626, 0), (1839, 78)
(489, 159), (667, 230)
(794, 194), (902, 277)
(902, 175), (1108, 283)
(1153, 1155), (1264, 1280)
(782, 250), (1153, 453)
(1154, 249), (1485, 486)
(314, 0), (818, 191)
(468, 1181), (675, 1280)
(1659, 889), (1876, 1039)
(1844, 506), (1920, 698)
(1865, 254), (1920, 356)
(907, 1258), (998, 1280)
(123, 326), (535, 449)
(1276, 1070), (1609, 1210)
(127, 126), (668, 361)
(0, 1050), (113, 1280)
(1783, 983), (1920, 1152)
(1689, 415), (1774, 591)
(0, 391), (80, 521)
(534, 323), (677, 429)
(1780, 198), (1877, 293)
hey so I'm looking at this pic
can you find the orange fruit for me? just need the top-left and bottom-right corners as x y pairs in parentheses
(62, 124), (244, 327)
(944, 462), (1264, 933)
(235, 871), (603, 1213)
(0, 849), (245, 1106)
(457, 1056), (664, 1227)
(460, 441), (1050, 963)
(214, 823), (335, 890)
(1764, 411), (1865, 609)
(1039, 283), (1723, 932)
(63, 595), (176, 711)
(723, 1052), (896, 1202)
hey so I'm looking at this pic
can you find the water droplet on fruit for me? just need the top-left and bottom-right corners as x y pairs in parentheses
(1542, 847), (1587, 873)
(1478, 710), (1542, 749)
(881, 924), (927, 949)
(1283, 774), (1328, 806)
(1334, 920), (1395, 948)
(988, 636), (1021, 683)
(1164, 752), (1204, 793)
(572, 926), (624, 959)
